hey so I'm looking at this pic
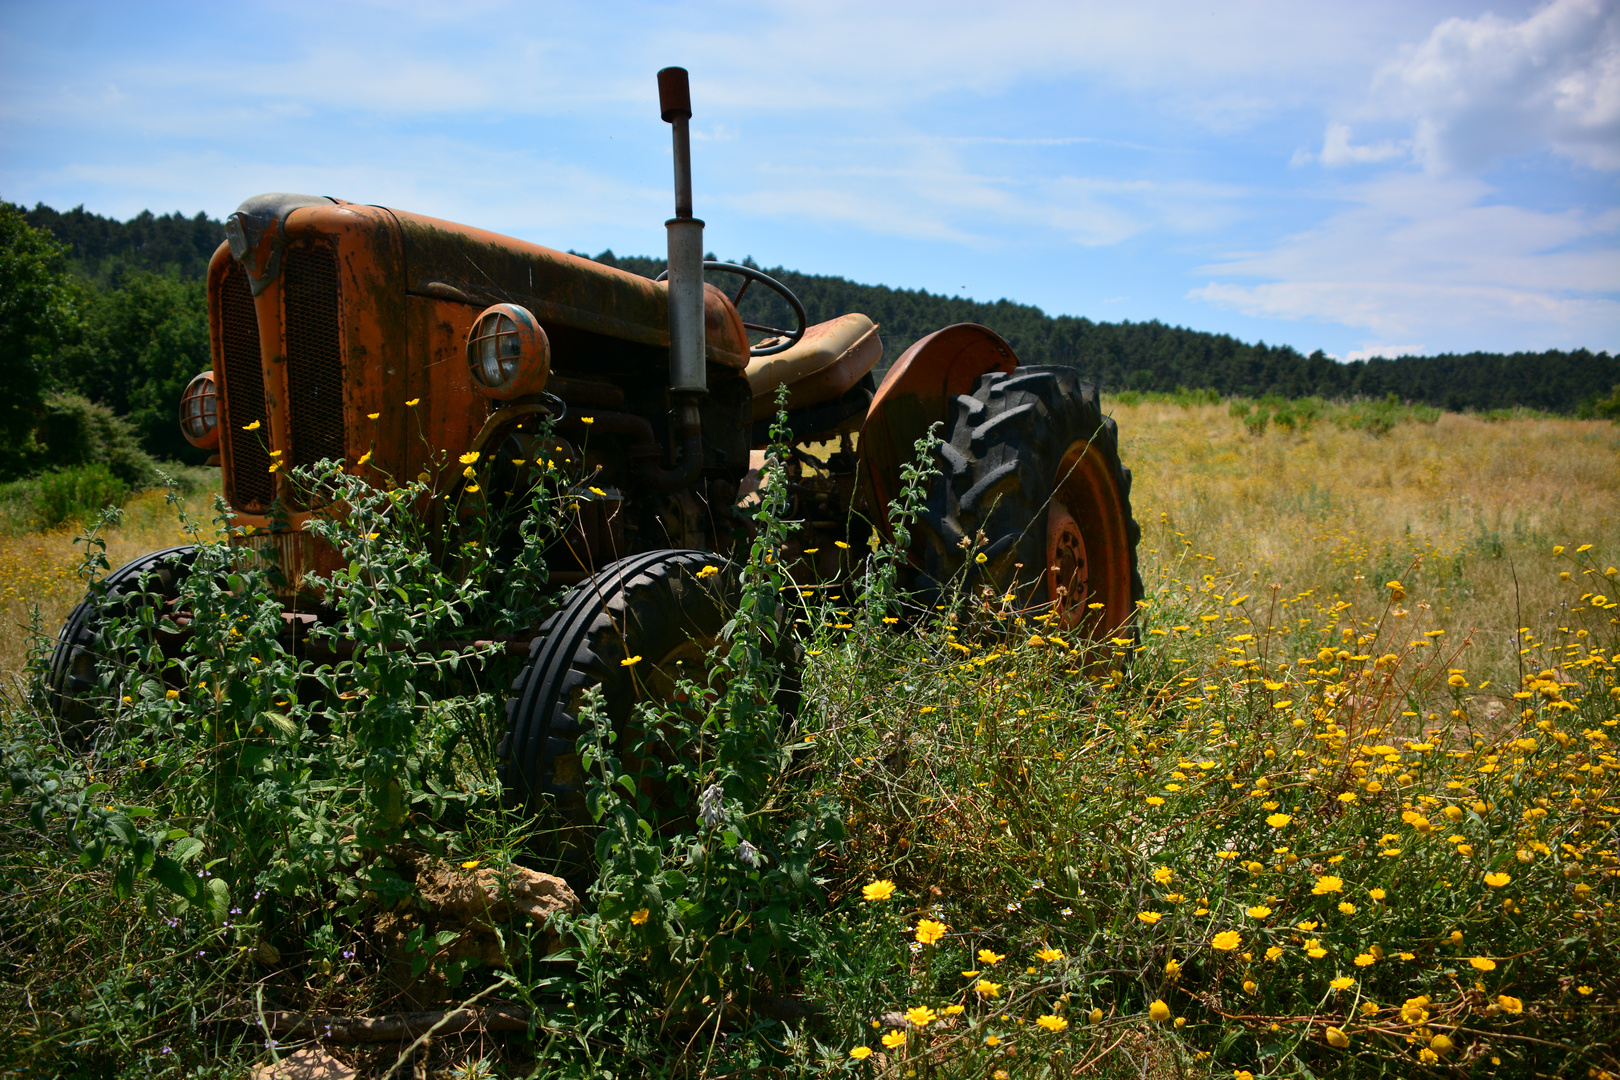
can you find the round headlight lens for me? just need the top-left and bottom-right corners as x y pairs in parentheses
(466, 304), (550, 400)
(178, 370), (220, 449)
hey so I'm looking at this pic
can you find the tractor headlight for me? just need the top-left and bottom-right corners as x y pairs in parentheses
(466, 304), (551, 400)
(178, 370), (220, 449)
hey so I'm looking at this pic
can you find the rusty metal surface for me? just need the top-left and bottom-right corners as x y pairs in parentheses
(394, 210), (750, 369)
(854, 323), (1018, 546)
(235, 527), (346, 599)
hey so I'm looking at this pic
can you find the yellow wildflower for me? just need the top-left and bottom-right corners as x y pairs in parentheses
(862, 879), (896, 902)
(903, 1006), (937, 1027)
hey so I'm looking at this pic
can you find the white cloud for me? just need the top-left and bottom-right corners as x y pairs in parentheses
(1189, 173), (1620, 351)
(1318, 0), (1620, 172)
(1345, 344), (1426, 361)
(729, 142), (1251, 252)
(1318, 122), (1408, 166)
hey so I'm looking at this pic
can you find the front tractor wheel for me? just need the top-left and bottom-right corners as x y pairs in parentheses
(46, 544), (197, 739)
(914, 367), (1142, 641)
(499, 550), (791, 883)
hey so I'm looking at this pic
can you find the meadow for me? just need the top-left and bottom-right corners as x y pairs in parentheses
(0, 400), (1615, 1078)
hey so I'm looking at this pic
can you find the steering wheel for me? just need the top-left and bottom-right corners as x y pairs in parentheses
(656, 260), (807, 357)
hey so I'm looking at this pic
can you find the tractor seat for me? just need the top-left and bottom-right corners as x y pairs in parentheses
(744, 313), (881, 422)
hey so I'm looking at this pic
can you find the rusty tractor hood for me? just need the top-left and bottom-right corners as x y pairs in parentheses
(389, 205), (749, 368)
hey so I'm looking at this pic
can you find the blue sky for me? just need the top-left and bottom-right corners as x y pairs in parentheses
(2, 0), (1616, 360)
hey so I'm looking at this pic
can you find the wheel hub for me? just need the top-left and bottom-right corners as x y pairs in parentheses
(1050, 441), (1132, 641)
(1046, 497), (1090, 630)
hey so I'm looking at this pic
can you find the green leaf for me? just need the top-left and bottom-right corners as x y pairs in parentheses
(203, 877), (230, 923)
(105, 816), (136, 845)
(152, 855), (199, 898)
(434, 929), (461, 948)
(170, 837), (204, 864)
(112, 861), (135, 902)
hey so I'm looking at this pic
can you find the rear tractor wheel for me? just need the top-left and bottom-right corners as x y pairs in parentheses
(914, 367), (1142, 643)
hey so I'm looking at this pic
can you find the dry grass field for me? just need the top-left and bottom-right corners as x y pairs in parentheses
(1113, 403), (1620, 689)
(0, 485), (212, 684)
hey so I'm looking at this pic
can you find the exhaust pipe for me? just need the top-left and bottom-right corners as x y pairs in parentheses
(659, 66), (705, 396)
(646, 65), (707, 493)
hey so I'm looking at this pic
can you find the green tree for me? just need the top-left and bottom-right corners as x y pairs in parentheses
(0, 203), (81, 478)
(58, 271), (211, 463)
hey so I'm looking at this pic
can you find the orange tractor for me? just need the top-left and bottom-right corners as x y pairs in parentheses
(49, 68), (1140, 829)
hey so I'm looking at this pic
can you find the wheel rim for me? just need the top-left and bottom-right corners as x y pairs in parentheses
(1047, 440), (1132, 638)
(640, 638), (720, 704)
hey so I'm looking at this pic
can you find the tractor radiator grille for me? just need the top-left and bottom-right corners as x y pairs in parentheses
(220, 262), (273, 511)
(283, 244), (346, 499)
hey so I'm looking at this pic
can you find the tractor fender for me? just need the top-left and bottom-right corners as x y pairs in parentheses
(854, 323), (1017, 547)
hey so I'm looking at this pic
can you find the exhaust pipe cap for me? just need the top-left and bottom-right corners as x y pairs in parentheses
(657, 67), (691, 122)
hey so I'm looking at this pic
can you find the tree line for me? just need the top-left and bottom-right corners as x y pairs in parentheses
(2, 200), (1615, 484)
(594, 252), (1618, 416)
